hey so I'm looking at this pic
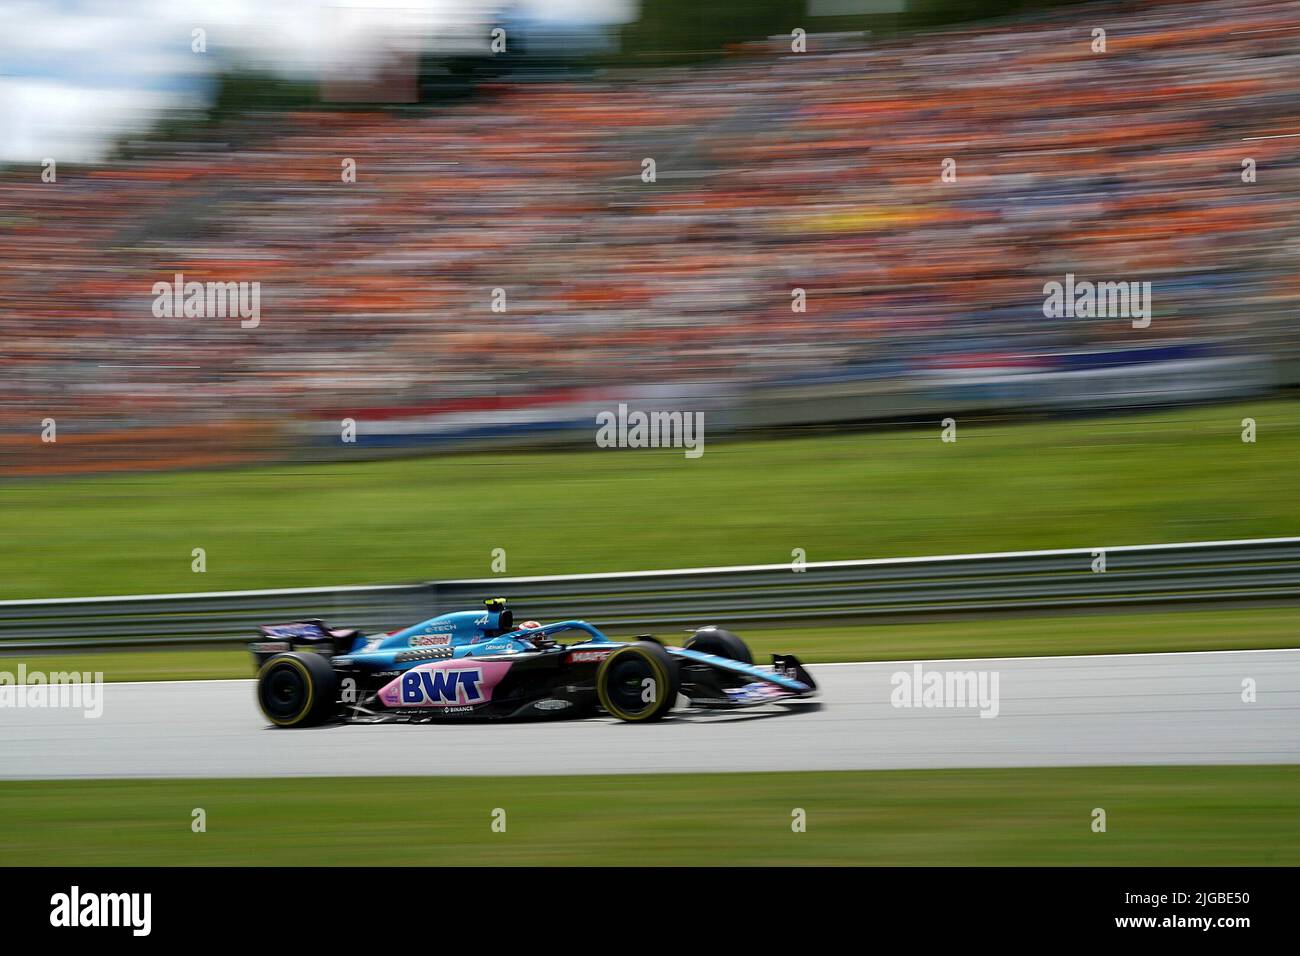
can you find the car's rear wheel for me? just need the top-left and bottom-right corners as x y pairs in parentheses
(684, 627), (753, 664)
(257, 652), (339, 727)
(596, 642), (680, 722)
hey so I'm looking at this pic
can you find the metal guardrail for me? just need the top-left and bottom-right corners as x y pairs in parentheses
(3, 537), (1299, 652)
(0, 584), (436, 652)
(433, 537), (1300, 626)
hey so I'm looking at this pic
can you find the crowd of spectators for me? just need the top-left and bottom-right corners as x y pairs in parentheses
(1, 0), (1297, 440)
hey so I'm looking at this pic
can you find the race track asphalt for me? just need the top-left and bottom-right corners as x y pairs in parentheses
(2, 649), (1297, 779)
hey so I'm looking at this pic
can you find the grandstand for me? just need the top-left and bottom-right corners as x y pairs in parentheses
(1, 0), (1297, 472)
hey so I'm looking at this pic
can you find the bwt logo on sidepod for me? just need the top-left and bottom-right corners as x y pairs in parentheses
(401, 668), (483, 705)
(379, 659), (512, 709)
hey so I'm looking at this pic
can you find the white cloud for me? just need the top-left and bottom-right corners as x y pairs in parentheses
(0, 0), (636, 164)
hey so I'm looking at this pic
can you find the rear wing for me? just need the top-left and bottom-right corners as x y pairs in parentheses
(249, 620), (362, 661)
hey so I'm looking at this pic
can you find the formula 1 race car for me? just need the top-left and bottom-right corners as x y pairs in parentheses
(251, 598), (817, 726)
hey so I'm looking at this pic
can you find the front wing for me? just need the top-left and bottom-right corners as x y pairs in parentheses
(669, 647), (818, 709)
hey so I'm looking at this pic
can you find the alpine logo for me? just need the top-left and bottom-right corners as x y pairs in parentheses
(401, 668), (483, 705)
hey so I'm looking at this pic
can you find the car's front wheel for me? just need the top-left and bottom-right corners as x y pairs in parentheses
(684, 627), (753, 664)
(596, 642), (680, 722)
(257, 652), (339, 727)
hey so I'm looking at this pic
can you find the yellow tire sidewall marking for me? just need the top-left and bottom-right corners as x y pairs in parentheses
(257, 656), (316, 727)
(598, 647), (668, 721)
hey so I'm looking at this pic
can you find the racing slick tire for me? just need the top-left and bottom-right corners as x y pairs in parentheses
(257, 651), (339, 727)
(684, 627), (753, 665)
(596, 641), (681, 722)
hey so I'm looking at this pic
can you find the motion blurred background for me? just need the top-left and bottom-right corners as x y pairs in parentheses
(2, 0), (1297, 477)
(3, 2), (1300, 870)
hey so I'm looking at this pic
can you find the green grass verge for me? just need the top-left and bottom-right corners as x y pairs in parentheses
(5, 400), (1298, 599)
(1, 766), (1295, 865)
(12, 606), (1299, 682)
